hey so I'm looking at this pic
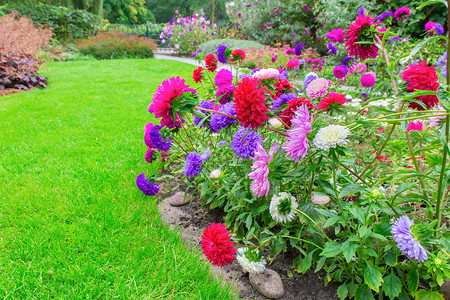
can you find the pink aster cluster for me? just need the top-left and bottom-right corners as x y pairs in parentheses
(306, 78), (329, 99)
(325, 28), (345, 43)
(248, 142), (280, 198)
(407, 121), (424, 132)
(252, 68), (280, 79)
(283, 105), (312, 162)
(360, 72), (376, 87)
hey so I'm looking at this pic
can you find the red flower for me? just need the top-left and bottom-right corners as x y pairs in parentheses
(192, 66), (204, 83)
(286, 59), (300, 69)
(201, 223), (236, 267)
(318, 92), (346, 111)
(345, 14), (381, 61)
(280, 97), (313, 127)
(231, 49), (246, 63)
(234, 78), (269, 129)
(272, 79), (293, 99)
(205, 54), (218, 72)
(400, 61), (440, 110)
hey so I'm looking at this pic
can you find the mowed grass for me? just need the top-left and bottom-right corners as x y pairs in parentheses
(0, 59), (235, 299)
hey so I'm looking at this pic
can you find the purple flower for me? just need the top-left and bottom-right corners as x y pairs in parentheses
(303, 4), (309, 11)
(283, 105), (312, 162)
(333, 65), (348, 79)
(217, 45), (228, 63)
(145, 148), (155, 163)
(294, 43), (304, 55)
(184, 152), (203, 177)
(218, 141), (228, 146)
(149, 125), (172, 152)
(391, 215), (428, 262)
(394, 7), (410, 21)
(276, 69), (289, 80)
(272, 93), (296, 113)
(342, 57), (354, 67)
(325, 28), (344, 43)
(194, 100), (214, 127)
(210, 102), (237, 132)
(215, 69), (233, 88)
(327, 42), (337, 54)
(193, 50), (201, 58)
(200, 150), (211, 161)
(390, 36), (401, 43)
(271, 52), (278, 63)
(385, 11), (394, 17)
(216, 85), (235, 104)
(433, 23), (445, 36)
(231, 128), (262, 159)
(302, 72), (318, 90)
(358, 7), (365, 15)
(136, 173), (160, 195)
(144, 123), (154, 148)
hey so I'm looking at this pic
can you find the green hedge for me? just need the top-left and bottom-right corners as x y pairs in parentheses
(199, 38), (263, 55)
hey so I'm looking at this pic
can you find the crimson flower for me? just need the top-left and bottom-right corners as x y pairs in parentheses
(280, 97), (313, 127)
(401, 61), (440, 110)
(233, 77), (269, 129)
(205, 54), (218, 72)
(231, 49), (246, 63)
(318, 92), (347, 112)
(272, 79), (293, 99)
(201, 223), (236, 267)
(345, 14), (381, 61)
(192, 66), (204, 83)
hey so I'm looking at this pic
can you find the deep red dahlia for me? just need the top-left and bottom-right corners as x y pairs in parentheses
(401, 61), (440, 110)
(273, 79), (293, 99)
(201, 223), (236, 267)
(280, 97), (313, 127)
(345, 14), (381, 61)
(205, 54), (218, 72)
(318, 92), (347, 111)
(234, 77), (269, 129)
(231, 49), (246, 63)
(193, 66), (204, 83)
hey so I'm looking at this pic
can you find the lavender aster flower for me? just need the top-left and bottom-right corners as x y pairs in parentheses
(272, 93), (297, 114)
(200, 150), (211, 161)
(283, 105), (312, 162)
(358, 7), (365, 15)
(193, 50), (201, 57)
(194, 100), (214, 127)
(294, 43), (304, 55)
(218, 141), (228, 146)
(149, 125), (172, 151)
(231, 128), (262, 159)
(327, 42), (338, 54)
(184, 152), (203, 177)
(302, 72), (318, 90)
(433, 23), (444, 36)
(391, 215), (428, 262)
(210, 102), (238, 132)
(385, 11), (394, 17)
(136, 173), (160, 195)
(390, 36), (401, 43)
(217, 45), (228, 63)
(342, 57), (354, 67)
(276, 69), (289, 80)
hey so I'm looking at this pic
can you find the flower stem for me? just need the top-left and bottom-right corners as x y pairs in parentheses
(194, 106), (238, 120)
(292, 207), (331, 242)
(265, 126), (287, 136)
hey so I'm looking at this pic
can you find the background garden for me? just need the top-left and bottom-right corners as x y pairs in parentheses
(0, 0), (449, 299)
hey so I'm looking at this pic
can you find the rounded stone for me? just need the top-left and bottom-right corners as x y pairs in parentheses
(311, 194), (331, 205)
(249, 268), (284, 299)
(168, 191), (192, 207)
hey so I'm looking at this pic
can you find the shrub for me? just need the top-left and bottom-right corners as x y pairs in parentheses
(199, 38), (263, 56)
(76, 32), (156, 60)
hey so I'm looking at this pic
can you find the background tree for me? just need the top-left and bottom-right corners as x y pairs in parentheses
(104, 0), (155, 24)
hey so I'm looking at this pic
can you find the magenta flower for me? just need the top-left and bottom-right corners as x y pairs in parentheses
(248, 142), (280, 197)
(360, 72), (376, 87)
(393, 7), (410, 22)
(333, 65), (348, 79)
(407, 121), (424, 132)
(283, 105), (312, 162)
(325, 28), (345, 43)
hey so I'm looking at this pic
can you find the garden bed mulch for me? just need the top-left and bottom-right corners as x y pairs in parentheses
(0, 88), (26, 97)
(157, 177), (339, 300)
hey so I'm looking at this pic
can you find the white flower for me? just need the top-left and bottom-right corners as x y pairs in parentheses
(313, 125), (350, 151)
(268, 117), (283, 128)
(236, 248), (266, 274)
(269, 192), (298, 223)
(311, 194), (330, 205)
(252, 68), (279, 79)
(210, 168), (221, 178)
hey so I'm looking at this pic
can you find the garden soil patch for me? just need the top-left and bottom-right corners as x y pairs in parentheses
(0, 88), (26, 97)
(157, 178), (339, 299)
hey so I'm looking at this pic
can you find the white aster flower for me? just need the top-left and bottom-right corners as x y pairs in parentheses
(269, 192), (298, 223)
(313, 125), (351, 151)
(268, 117), (283, 128)
(210, 168), (221, 178)
(236, 248), (266, 274)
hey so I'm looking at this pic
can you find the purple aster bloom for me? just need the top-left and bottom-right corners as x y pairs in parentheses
(298, 59), (306, 65)
(210, 102), (238, 132)
(394, 7), (410, 22)
(149, 125), (172, 152)
(217, 45), (228, 63)
(231, 128), (262, 159)
(215, 69), (233, 88)
(376, 13), (386, 22)
(194, 100), (214, 127)
(216, 85), (235, 104)
(342, 57), (354, 67)
(272, 93), (296, 113)
(136, 173), (160, 195)
(333, 65), (348, 79)
(184, 152), (203, 177)
(390, 36), (401, 43)
(385, 11), (394, 17)
(358, 7), (365, 15)
(294, 43), (304, 55)
(302, 72), (318, 90)
(276, 70), (289, 80)
(391, 215), (428, 262)
(327, 42), (338, 54)
(283, 105), (312, 162)
(433, 23), (444, 36)
(218, 141), (228, 146)
(251, 68), (261, 76)
(438, 52), (447, 69)
(200, 150), (211, 161)
(193, 50), (201, 57)
(362, 92), (370, 101)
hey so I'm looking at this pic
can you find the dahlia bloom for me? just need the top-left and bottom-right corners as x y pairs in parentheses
(231, 49), (246, 62)
(345, 14), (381, 61)
(205, 54), (218, 72)
(151, 77), (197, 128)
(216, 85), (235, 104)
(318, 92), (347, 111)
(294, 43), (304, 55)
(184, 152), (203, 177)
(269, 192), (298, 223)
(286, 60), (300, 69)
(391, 215), (428, 262)
(303, 72), (319, 90)
(215, 69), (233, 87)
(313, 125), (351, 150)
(401, 61), (440, 110)
(407, 121), (424, 132)
(394, 7), (410, 22)
(233, 77), (269, 129)
(252, 68), (279, 79)
(273, 79), (293, 99)
(272, 93), (297, 114)
(360, 72), (376, 87)
(333, 65), (348, 79)
(231, 127), (262, 159)
(136, 173), (160, 196)
(236, 248), (266, 274)
(201, 223), (236, 267)
(149, 125), (172, 152)
(248, 142), (279, 197)
(280, 97), (313, 127)
(306, 78), (329, 99)
(283, 105), (312, 162)
(217, 45), (228, 63)
(144, 122), (155, 148)
(193, 100), (215, 127)
(193, 66), (204, 83)
(210, 102), (238, 132)
(325, 28), (344, 43)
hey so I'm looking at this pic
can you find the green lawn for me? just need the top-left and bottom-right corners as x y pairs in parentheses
(0, 59), (235, 299)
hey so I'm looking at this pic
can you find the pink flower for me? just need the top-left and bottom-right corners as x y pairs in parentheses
(349, 63), (367, 74)
(325, 28), (345, 43)
(428, 104), (446, 128)
(248, 142), (280, 197)
(306, 78), (329, 99)
(286, 59), (300, 69)
(201, 223), (236, 267)
(253, 68), (279, 79)
(345, 14), (381, 61)
(283, 105), (312, 162)
(360, 72), (376, 87)
(215, 69), (233, 87)
(407, 121), (424, 132)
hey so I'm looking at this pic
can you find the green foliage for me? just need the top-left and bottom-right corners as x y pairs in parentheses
(103, 0), (155, 25)
(199, 38), (263, 55)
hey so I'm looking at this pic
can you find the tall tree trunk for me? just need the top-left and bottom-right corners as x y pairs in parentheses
(211, 0), (215, 24)
(93, 0), (103, 18)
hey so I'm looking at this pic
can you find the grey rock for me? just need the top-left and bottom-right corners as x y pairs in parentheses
(441, 280), (450, 300)
(249, 268), (285, 299)
(168, 191), (192, 206)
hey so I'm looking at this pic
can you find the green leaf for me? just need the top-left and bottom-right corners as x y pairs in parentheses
(393, 183), (414, 201)
(323, 215), (341, 228)
(382, 272), (402, 300)
(414, 289), (445, 300)
(338, 183), (367, 199)
(384, 250), (397, 266)
(355, 284), (375, 300)
(417, 0), (447, 9)
(364, 262), (383, 292)
(342, 237), (358, 263)
(320, 241), (343, 258)
(314, 256), (327, 273)
(348, 206), (366, 225)
(437, 86), (450, 111)
(337, 284), (348, 300)
(299, 251), (314, 273)
(407, 268), (419, 292)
